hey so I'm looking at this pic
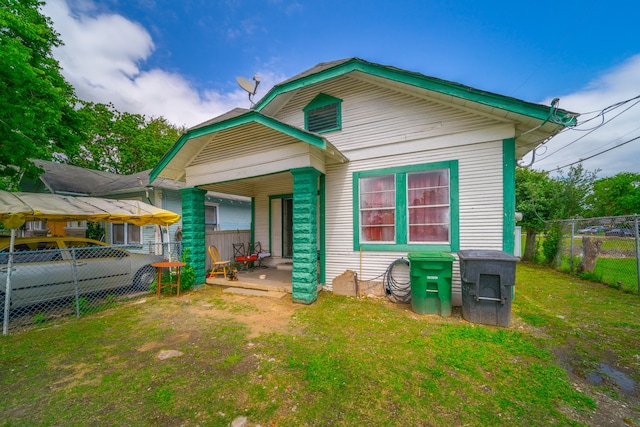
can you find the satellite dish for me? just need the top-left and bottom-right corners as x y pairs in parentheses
(236, 75), (261, 107)
(236, 76), (256, 94)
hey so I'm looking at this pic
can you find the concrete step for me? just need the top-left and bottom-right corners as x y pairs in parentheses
(276, 262), (293, 271)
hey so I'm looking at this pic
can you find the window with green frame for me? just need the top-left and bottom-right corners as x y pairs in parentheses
(303, 93), (342, 133)
(353, 161), (459, 252)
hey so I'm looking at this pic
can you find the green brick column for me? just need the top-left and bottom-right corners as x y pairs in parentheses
(291, 167), (321, 304)
(179, 187), (207, 284)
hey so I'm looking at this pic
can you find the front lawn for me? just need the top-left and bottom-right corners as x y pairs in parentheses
(0, 263), (639, 426)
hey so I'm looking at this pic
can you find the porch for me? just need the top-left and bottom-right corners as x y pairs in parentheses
(205, 266), (293, 294)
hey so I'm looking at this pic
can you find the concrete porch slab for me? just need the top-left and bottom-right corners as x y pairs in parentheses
(205, 267), (292, 293)
(222, 287), (288, 299)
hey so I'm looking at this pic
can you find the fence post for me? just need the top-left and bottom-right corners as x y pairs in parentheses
(570, 219), (575, 274)
(635, 214), (640, 294)
(71, 249), (81, 318)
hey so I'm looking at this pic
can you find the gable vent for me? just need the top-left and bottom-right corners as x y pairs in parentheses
(304, 93), (342, 133)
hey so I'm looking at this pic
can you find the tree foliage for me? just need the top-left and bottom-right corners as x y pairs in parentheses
(516, 164), (598, 262)
(587, 172), (640, 217)
(550, 164), (599, 219)
(0, 0), (83, 188)
(515, 167), (553, 233)
(71, 102), (183, 174)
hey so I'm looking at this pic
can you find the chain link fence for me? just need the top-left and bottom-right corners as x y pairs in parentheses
(528, 215), (640, 293)
(1, 241), (183, 334)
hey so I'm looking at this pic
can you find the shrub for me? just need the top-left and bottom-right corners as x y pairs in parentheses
(179, 248), (196, 292)
(542, 223), (563, 266)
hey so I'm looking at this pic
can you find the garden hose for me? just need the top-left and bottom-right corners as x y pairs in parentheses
(383, 258), (411, 304)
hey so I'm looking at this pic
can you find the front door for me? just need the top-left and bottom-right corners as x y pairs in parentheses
(282, 197), (293, 258)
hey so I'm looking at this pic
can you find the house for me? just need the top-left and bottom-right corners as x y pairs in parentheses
(150, 58), (576, 304)
(20, 160), (251, 254)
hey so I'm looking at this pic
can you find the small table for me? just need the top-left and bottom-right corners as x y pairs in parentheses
(152, 261), (186, 298)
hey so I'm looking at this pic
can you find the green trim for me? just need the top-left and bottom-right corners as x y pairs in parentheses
(250, 197), (255, 245)
(150, 111), (327, 182)
(255, 58), (577, 125)
(502, 138), (516, 254)
(353, 161), (459, 252)
(319, 174), (326, 285)
(303, 93), (342, 133)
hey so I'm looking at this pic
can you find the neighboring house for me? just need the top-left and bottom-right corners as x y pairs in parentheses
(20, 160), (251, 252)
(150, 58), (576, 304)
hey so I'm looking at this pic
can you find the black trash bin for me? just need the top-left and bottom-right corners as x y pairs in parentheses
(458, 250), (519, 327)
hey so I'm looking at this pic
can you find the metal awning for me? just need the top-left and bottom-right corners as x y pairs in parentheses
(0, 190), (181, 229)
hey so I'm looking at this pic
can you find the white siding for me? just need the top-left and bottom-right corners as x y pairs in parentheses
(269, 77), (516, 304)
(324, 137), (505, 304)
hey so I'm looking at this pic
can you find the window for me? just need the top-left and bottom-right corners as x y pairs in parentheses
(303, 93), (342, 133)
(353, 161), (459, 252)
(359, 175), (396, 243)
(66, 220), (87, 229)
(112, 223), (141, 245)
(205, 204), (219, 232)
(407, 170), (450, 243)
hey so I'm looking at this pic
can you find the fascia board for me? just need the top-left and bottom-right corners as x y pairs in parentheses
(255, 59), (577, 126)
(150, 111), (328, 182)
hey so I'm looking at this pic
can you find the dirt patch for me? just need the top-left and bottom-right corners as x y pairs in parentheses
(143, 285), (301, 339)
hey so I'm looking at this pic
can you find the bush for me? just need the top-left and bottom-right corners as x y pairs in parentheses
(179, 248), (196, 292)
(542, 223), (563, 266)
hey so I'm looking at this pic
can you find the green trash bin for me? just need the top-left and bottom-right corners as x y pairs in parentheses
(408, 252), (455, 316)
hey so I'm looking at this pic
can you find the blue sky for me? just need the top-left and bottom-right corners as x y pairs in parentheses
(43, 0), (640, 177)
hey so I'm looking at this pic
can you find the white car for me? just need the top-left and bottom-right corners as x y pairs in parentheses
(0, 237), (163, 309)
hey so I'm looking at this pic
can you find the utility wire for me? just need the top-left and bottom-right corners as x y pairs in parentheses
(567, 125), (640, 160)
(517, 93), (640, 154)
(538, 97), (640, 160)
(545, 134), (640, 172)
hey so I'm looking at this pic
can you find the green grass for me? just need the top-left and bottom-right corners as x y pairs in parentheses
(593, 257), (638, 292)
(526, 234), (639, 293)
(1, 266), (639, 426)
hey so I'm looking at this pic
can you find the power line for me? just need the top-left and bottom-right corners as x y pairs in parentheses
(517, 93), (640, 155)
(544, 134), (640, 172)
(538, 96), (640, 160)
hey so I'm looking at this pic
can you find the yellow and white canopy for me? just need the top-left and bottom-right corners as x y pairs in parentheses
(0, 190), (181, 229)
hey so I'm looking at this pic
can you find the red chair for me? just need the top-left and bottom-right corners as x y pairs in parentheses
(233, 243), (257, 272)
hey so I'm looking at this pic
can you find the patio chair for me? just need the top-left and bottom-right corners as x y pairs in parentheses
(233, 242), (257, 272)
(253, 242), (271, 269)
(206, 245), (230, 279)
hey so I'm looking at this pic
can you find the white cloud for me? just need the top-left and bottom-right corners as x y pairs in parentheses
(42, 0), (281, 128)
(527, 54), (640, 177)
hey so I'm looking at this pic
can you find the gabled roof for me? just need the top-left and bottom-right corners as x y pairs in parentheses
(151, 58), (577, 184)
(150, 109), (345, 182)
(189, 107), (250, 131)
(255, 57), (577, 125)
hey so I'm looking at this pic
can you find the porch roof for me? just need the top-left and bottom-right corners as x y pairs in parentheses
(150, 109), (348, 187)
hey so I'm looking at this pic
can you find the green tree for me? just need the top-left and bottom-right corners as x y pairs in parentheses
(587, 172), (640, 216)
(72, 102), (183, 174)
(0, 0), (82, 189)
(516, 164), (598, 262)
(516, 167), (554, 261)
(550, 164), (599, 219)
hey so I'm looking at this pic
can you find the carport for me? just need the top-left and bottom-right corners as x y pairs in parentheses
(0, 190), (181, 335)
